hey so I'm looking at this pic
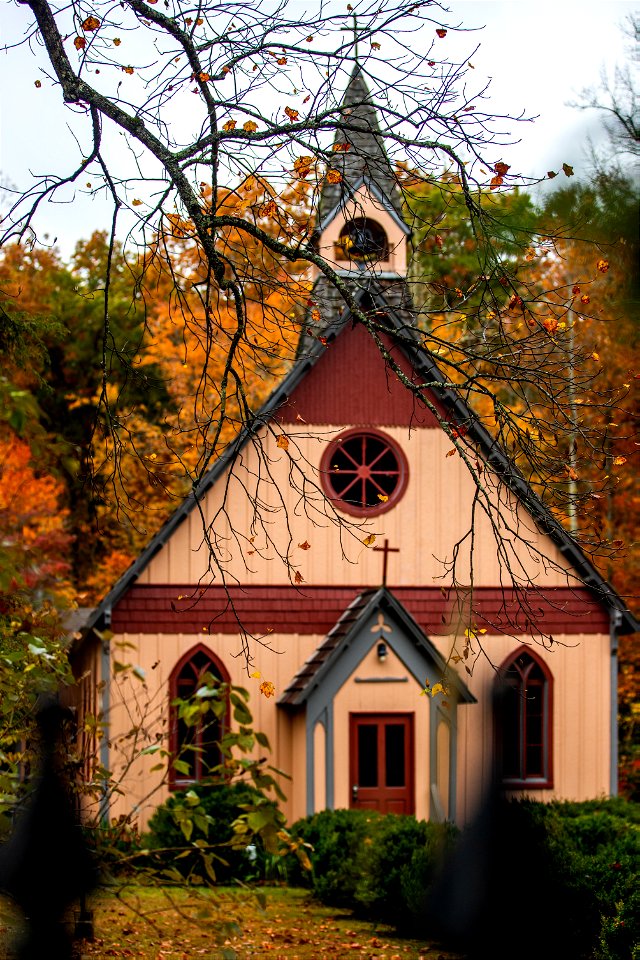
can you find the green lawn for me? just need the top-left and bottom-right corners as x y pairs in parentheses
(0, 884), (463, 960)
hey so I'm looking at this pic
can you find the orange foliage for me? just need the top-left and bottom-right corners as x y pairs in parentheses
(137, 177), (310, 475)
(0, 433), (74, 604)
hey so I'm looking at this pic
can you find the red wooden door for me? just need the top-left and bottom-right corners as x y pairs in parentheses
(349, 713), (414, 814)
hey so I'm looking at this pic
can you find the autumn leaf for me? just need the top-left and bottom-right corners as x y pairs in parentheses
(363, 534), (376, 547)
(259, 199), (278, 218)
(377, 494), (388, 502)
(277, 56), (287, 65)
(597, 259), (610, 274)
(332, 142), (351, 152)
(122, 65), (134, 74)
(284, 106), (299, 122)
(542, 317), (559, 335)
(591, 352), (600, 362)
(132, 199), (143, 206)
(547, 170), (557, 178)
(113, 37), (121, 46)
(293, 570), (304, 585)
(82, 15), (100, 31)
(310, 308), (321, 323)
(259, 680), (276, 698)
(434, 234), (443, 248)
(436, 28), (447, 37)
(494, 161), (510, 176)
(222, 119), (236, 131)
(198, 72), (210, 82)
(572, 285), (581, 295)
(613, 456), (627, 466)
(293, 156), (313, 179)
(276, 434), (289, 450)
(371, 41), (381, 50)
(74, 36), (86, 49)
(325, 169), (342, 184)
(562, 162), (574, 177)
(566, 466), (579, 481)
(445, 448), (456, 457)
(243, 120), (258, 132)
(298, 541), (311, 550)
(250, 671), (261, 679)
(490, 175), (503, 190)
(580, 294), (590, 304)
(34, 79), (41, 88)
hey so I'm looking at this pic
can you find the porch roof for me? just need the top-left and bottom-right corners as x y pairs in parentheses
(278, 585), (476, 708)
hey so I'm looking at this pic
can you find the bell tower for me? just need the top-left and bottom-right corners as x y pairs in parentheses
(299, 64), (414, 356)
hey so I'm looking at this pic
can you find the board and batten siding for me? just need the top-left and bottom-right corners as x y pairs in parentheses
(451, 630), (611, 825)
(105, 631), (322, 827)
(135, 426), (576, 591)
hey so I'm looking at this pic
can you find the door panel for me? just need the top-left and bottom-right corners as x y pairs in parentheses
(349, 713), (414, 814)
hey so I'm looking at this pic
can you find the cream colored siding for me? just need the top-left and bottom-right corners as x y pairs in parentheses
(105, 631), (323, 827)
(447, 631), (611, 825)
(138, 426), (576, 590)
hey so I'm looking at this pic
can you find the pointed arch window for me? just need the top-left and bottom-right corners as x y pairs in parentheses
(495, 648), (553, 789)
(168, 645), (230, 789)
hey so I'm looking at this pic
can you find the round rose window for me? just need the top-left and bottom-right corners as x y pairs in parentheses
(320, 429), (408, 517)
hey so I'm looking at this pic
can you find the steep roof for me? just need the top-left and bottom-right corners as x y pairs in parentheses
(318, 64), (405, 225)
(79, 286), (639, 640)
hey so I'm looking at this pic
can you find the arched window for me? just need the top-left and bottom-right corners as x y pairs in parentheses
(336, 217), (389, 263)
(495, 648), (553, 789)
(168, 645), (230, 789)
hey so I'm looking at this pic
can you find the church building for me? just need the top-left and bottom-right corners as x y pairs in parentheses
(72, 67), (638, 830)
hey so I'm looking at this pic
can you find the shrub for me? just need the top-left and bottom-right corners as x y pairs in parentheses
(355, 814), (459, 933)
(289, 807), (459, 930)
(143, 780), (270, 883)
(423, 798), (639, 960)
(288, 808), (386, 906)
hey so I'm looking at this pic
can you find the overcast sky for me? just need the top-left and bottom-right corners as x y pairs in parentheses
(443, 1), (637, 180)
(0, 0), (637, 257)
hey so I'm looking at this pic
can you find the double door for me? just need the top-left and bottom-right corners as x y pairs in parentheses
(349, 713), (414, 814)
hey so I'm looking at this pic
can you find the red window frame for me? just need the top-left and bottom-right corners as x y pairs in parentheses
(168, 644), (230, 790)
(320, 427), (409, 517)
(496, 647), (554, 789)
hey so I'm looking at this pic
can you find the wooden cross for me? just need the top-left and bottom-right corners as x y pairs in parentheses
(373, 539), (399, 586)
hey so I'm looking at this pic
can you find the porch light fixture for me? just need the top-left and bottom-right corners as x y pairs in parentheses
(377, 641), (388, 662)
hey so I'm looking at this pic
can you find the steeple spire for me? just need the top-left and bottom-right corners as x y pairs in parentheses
(318, 64), (404, 224)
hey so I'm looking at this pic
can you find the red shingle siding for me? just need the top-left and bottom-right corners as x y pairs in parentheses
(112, 584), (610, 636)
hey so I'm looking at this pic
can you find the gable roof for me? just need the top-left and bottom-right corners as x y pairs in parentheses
(79, 279), (639, 640)
(318, 64), (405, 224)
(278, 586), (476, 707)
(315, 173), (412, 237)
